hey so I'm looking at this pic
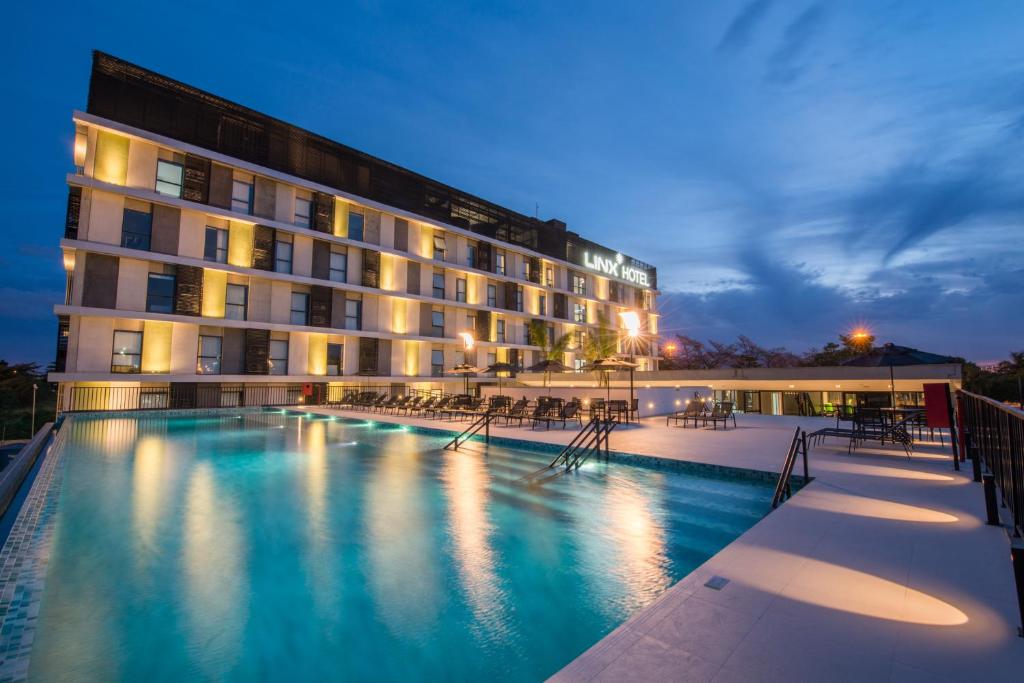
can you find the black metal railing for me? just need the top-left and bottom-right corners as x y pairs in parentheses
(772, 427), (809, 509)
(958, 390), (1024, 536)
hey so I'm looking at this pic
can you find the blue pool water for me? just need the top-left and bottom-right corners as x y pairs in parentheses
(26, 412), (774, 681)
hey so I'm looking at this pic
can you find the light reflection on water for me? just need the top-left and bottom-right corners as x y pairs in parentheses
(28, 414), (773, 682)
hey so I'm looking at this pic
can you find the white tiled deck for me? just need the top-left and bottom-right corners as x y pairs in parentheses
(308, 407), (1024, 682)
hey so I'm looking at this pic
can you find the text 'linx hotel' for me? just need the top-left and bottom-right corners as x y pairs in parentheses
(51, 52), (659, 410)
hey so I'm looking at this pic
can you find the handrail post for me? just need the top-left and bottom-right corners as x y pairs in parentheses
(800, 430), (809, 481)
(485, 413), (490, 443)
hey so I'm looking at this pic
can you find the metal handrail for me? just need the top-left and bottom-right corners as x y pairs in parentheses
(443, 412), (494, 451)
(550, 418), (616, 470)
(772, 427), (808, 508)
(958, 390), (1024, 536)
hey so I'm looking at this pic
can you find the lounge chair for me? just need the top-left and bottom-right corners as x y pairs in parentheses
(703, 402), (736, 430)
(666, 401), (702, 427)
(533, 400), (583, 430)
(445, 397), (484, 421)
(423, 396), (453, 419)
(408, 396), (437, 415)
(397, 395), (423, 415)
(502, 398), (529, 426)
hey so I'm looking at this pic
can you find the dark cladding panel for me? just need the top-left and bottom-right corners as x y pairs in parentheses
(361, 249), (380, 288)
(65, 187), (82, 239)
(151, 204), (180, 255)
(82, 253), (118, 309)
(182, 154), (210, 204)
(174, 265), (203, 316)
(358, 337), (379, 375)
(393, 217), (408, 252)
(222, 328), (245, 374)
(313, 192), (334, 233)
(209, 163), (233, 209)
(475, 310), (491, 343)
(244, 329), (270, 374)
(311, 240), (331, 280)
(406, 260), (420, 295)
(253, 226), (274, 271)
(309, 285), (332, 328)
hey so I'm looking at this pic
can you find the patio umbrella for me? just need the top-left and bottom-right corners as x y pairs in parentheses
(485, 362), (516, 396)
(584, 357), (639, 402)
(526, 358), (572, 394)
(448, 363), (483, 395)
(841, 343), (959, 408)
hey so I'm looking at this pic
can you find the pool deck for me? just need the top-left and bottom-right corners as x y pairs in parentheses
(308, 406), (1024, 682)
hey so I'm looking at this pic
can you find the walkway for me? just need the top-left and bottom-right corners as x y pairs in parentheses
(308, 407), (1024, 682)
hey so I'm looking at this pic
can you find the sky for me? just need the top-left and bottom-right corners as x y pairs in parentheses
(1, 0), (1022, 365)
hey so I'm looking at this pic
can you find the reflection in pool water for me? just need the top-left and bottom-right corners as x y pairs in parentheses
(29, 413), (773, 682)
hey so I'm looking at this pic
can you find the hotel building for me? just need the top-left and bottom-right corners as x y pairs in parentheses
(51, 52), (659, 410)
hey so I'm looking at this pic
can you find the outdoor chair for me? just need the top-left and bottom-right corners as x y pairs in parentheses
(502, 398), (530, 426)
(423, 396), (452, 419)
(703, 402), (736, 430)
(408, 396), (437, 415)
(532, 400), (583, 430)
(666, 401), (702, 427)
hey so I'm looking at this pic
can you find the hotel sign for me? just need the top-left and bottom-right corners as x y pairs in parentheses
(583, 251), (651, 287)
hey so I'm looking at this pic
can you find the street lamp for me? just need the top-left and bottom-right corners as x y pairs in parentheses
(619, 311), (641, 420)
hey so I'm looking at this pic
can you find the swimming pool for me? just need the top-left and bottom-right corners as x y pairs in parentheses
(4, 411), (777, 681)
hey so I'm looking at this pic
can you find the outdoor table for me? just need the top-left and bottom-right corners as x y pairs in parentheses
(606, 400), (629, 422)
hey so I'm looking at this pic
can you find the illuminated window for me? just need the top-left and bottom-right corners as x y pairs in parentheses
(269, 340), (288, 376)
(345, 298), (361, 330)
(431, 349), (444, 377)
(456, 278), (467, 303)
(496, 319), (506, 343)
(539, 294), (546, 316)
(516, 286), (524, 312)
(433, 235), (447, 260)
(545, 266), (554, 287)
(571, 273), (587, 296)
(155, 159), (183, 198)
(110, 330), (142, 373)
(495, 252), (506, 275)
(487, 284), (497, 307)
(431, 309), (445, 336)
(466, 243), (477, 268)
(197, 335), (222, 375)
(573, 302), (587, 323)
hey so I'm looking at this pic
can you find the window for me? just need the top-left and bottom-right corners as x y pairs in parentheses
(456, 278), (467, 303)
(521, 260), (530, 280)
(431, 349), (444, 377)
(545, 266), (554, 287)
(574, 357), (586, 371)
(433, 235), (447, 260)
(274, 240), (293, 274)
(294, 196), (311, 228)
(290, 292), (309, 326)
(431, 309), (445, 336)
(197, 335), (222, 375)
(327, 343), (343, 376)
(121, 207), (152, 251)
(487, 352), (497, 370)
(574, 302), (587, 323)
(432, 270), (445, 299)
(345, 298), (361, 330)
(231, 178), (253, 214)
(495, 252), (506, 275)
(466, 243), (477, 268)
(145, 273), (175, 313)
(572, 273), (587, 295)
(349, 210), (364, 241)
(574, 330), (586, 349)
(516, 286), (524, 312)
(155, 159), (183, 198)
(111, 330), (142, 373)
(269, 339), (288, 376)
(496, 319), (506, 343)
(329, 250), (347, 282)
(204, 227), (228, 263)
(225, 284), (247, 320)
(546, 325), (555, 346)
(539, 294), (546, 316)
(523, 323), (530, 343)
(487, 284), (497, 308)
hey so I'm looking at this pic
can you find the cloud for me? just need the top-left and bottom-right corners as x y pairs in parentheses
(717, 0), (773, 53)
(766, 4), (827, 84)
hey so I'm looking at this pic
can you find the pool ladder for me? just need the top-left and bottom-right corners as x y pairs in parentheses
(549, 418), (617, 471)
(772, 427), (809, 508)
(443, 412), (495, 450)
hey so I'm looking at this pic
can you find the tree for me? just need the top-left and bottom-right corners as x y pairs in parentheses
(580, 311), (618, 388)
(0, 362), (56, 441)
(660, 335), (710, 370)
(528, 320), (573, 389)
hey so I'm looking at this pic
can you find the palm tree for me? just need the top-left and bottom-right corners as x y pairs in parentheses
(581, 311), (617, 389)
(528, 320), (573, 388)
